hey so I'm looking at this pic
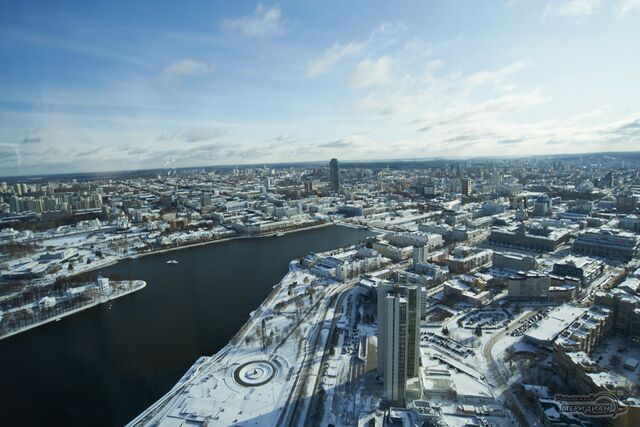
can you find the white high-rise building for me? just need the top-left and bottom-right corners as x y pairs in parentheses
(377, 284), (421, 405)
(376, 282), (393, 377)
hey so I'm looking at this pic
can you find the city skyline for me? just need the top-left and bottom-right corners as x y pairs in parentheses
(1, 147), (639, 425)
(2, 2), (640, 425)
(1, 0), (640, 175)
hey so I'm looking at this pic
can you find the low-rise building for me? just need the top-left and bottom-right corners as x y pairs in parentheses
(525, 305), (586, 348)
(552, 256), (602, 288)
(489, 222), (573, 252)
(492, 251), (538, 272)
(372, 241), (414, 261)
(443, 275), (490, 306)
(445, 246), (492, 274)
(555, 306), (613, 355)
(594, 278), (640, 342)
(507, 271), (550, 301)
(573, 228), (639, 261)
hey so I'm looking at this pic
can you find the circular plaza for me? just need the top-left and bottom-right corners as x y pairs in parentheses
(233, 360), (277, 387)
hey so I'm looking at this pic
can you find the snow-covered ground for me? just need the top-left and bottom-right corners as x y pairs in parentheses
(128, 262), (347, 427)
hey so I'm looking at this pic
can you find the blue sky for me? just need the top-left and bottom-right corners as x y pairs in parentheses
(1, 0), (639, 175)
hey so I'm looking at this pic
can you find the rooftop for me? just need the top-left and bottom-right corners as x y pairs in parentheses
(524, 305), (586, 345)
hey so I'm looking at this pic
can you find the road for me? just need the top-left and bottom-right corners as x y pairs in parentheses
(481, 310), (542, 427)
(300, 280), (360, 427)
(284, 279), (359, 426)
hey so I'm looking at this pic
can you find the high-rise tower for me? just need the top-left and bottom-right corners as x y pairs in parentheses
(329, 158), (340, 193)
(377, 283), (421, 405)
(461, 177), (472, 197)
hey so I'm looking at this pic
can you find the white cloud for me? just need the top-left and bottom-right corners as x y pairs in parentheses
(184, 127), (226, 142)
(306, 22), (407, 78)
(479, 90), (546, 112)
(181, 127), (226, 143)
(306, 41), (366, 77)
(370, 22), (408, 38)
(613, 0), (640, 16)
(318, 133), (370, 150)
(348, 56), (394, 88)
(5, 14), (639, 174)
(426, 60), (444, 71)
(544, 0), (601, 20)
(157, 59), (214, 85)
(339, 40), (559, 158)
(222, 4), (284, 38)
(158, 126), (227, 143)
(0, 143), (22, 167)
(465, 59), (531, 87)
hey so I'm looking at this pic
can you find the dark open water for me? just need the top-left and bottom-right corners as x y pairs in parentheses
(0, 225), (372, 426)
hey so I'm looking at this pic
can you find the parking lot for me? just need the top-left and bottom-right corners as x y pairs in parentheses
(339, 294), (364, 357)
(458, 308), (511, 331)
(509, 309), (549, 337)
(421, 331), (475, 359)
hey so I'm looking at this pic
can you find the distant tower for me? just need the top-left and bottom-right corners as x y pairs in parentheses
(413, 245), (426, 270)
(329, 158), (341, 193)
(262, 176), (272, 191)
(304, 180), (313, 194)
(603, 171), (614, 188)
(461, 178), (472, 197)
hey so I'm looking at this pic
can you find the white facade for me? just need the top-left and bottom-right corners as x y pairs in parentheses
(378, 284), (421, 405)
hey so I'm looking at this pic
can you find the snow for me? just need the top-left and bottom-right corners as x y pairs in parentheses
(524, 305), (585, 345)
(129, 260), (350, 427)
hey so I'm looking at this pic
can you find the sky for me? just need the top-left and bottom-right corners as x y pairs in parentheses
(1, 0), (639, 176)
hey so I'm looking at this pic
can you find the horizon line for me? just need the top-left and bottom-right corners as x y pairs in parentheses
(1, 148), (639, 181)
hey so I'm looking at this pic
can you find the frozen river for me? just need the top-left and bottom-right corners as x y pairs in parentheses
(0, 225), (372, 426)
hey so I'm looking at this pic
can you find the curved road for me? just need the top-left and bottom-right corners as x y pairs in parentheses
(481, 310), (542, 427)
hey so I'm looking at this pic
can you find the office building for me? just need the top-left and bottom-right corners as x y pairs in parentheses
(489, 223), (573, 252)
(377, 282), (394, 378)
(532, 195), (551, 216)
(445, 246), (492, 274)
(492, 252), (538, 272)
(461, 178), (472, 197)
(329, 158), (340, 193)
(552, 256), (602, 287)
(413, 245), (426, 270)
(616, 194), (638, 213)
(594, 278), (640, 342)
(573, 228), (639, 261)
(377, 284), (421, 405)
(304, 180), (313, 194)
(443, 276), (490, 306)
(506, 271), (550, 300)
(262, 176), (272, 191)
